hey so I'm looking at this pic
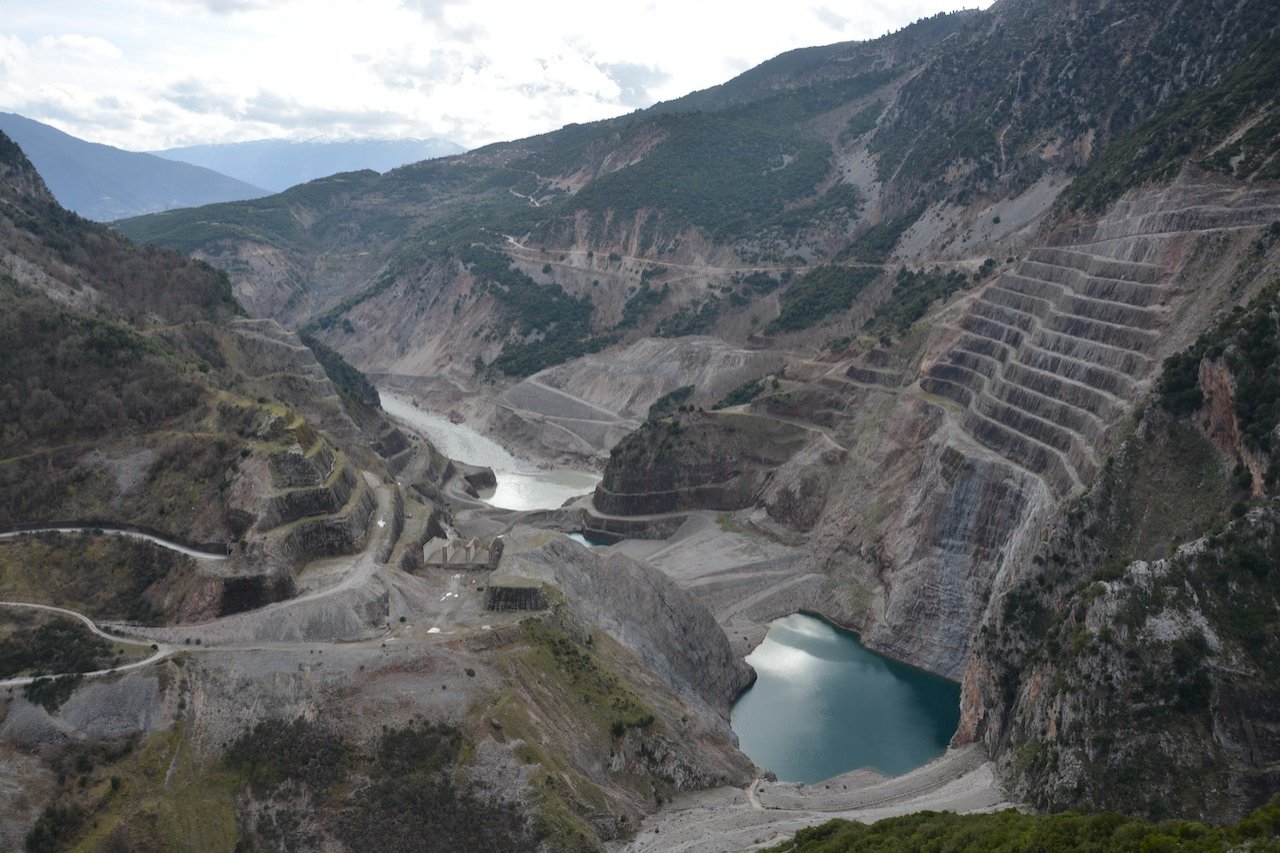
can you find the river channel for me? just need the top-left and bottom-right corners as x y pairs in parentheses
(731, 613), (960, 784)
(380, 393), (600, 511)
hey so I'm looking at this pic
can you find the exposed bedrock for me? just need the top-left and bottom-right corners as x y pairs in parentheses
(268, 441), (336, 488)
(593, 411), (816, 517)
(255, 456), (357, 533)
(496, 336), (782, 464)
(275, 480), (376, 567)
(495, 528), (755, 713)
(220, 318), (365, 450)
(920, 174), (1280, 498)
(850, 175), (1280, 676)
(520, 336), (784, 423)
(802, 391), (1054, 680)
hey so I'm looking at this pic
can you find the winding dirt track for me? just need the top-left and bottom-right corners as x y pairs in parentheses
(0, 527), (227, 560)
(0, 601), (174, 688)
(0, 474), (396, 683)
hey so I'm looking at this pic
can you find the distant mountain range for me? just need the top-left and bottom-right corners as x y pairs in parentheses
(0, 112), (269, 221)
(153, 137), (466, 192)
(0, 113), (466, 221)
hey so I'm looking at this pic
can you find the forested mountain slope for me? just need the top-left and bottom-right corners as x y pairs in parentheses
(0, 129), (402, 619)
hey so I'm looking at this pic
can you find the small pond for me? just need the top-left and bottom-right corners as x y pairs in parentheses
(731, 613), (960, 784)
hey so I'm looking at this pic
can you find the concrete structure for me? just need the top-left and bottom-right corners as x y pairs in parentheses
(422, 535), (503, 571)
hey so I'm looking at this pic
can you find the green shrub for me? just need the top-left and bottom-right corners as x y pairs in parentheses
(767, 266), (879, 333)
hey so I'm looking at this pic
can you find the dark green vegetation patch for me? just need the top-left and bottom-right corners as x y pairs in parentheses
(764, 796), (1280, 852)
(226, 718), (538, 851)
(655, 297), (721, 338)
(0, 616), (110, 680)
(463, 246), (611, 377)
(299, 330), (380, 411)
(1065, 35), (1280, 212)
(867, 266), (974, 339)
(530, 73), (896, 240)
(767, 266), (880, 333)
(0, 275), (200, 455)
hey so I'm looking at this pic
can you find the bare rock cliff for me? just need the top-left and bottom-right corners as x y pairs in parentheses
(496, 528), (755, 713)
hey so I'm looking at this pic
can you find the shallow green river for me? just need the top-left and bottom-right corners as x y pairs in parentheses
(731, 613), (960, 783)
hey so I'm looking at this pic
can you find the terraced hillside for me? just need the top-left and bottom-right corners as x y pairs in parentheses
(72, 0), (1280, 840)
(921, 177), (1280, 496)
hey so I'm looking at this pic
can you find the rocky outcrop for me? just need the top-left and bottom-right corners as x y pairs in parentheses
(594, 412), (812, 516)
(256, 455), (357, 533)
(495, 528), (754, 713)
(276, 476), (376, 567)
(947, 212), (1280, 820)
(269, 441), (336, 489)
(815, 176), (1280, 677)
(220, 318), (366, 452)
(970, 491), (1280, 822)
(378, 336), (785, 467)
(585, 174), (1280, 689)
(1197, 358), (1270, 496)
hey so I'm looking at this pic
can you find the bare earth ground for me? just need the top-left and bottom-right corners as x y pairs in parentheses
(615, 745), (1008, 852)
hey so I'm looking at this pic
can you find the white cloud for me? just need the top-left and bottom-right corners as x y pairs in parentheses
(0, 0), (994, 151)
(0, 34), (29, 84)
(172, 0), (286, 15)
(33, 34), (123, 61)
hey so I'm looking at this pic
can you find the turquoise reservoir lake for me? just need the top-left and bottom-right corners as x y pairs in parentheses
(731, 613), (960, 784)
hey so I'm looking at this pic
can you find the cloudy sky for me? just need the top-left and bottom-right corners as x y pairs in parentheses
(1, 0), (991, 152)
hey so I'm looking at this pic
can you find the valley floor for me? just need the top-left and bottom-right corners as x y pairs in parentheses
(616, 744), (1008, 852)
(1, 416), (1013, 850)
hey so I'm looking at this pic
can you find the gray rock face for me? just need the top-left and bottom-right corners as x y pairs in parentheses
(520, 336), (784, 422)
(496, 528), (754, 712)
(57, 673), (170, 738)
(0, 672), (173, 745)
(257, 458), (357, 533)
(595, 412), (812, 516)
(276, 478), (376, 567)
(818, 176), (1280, 677)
